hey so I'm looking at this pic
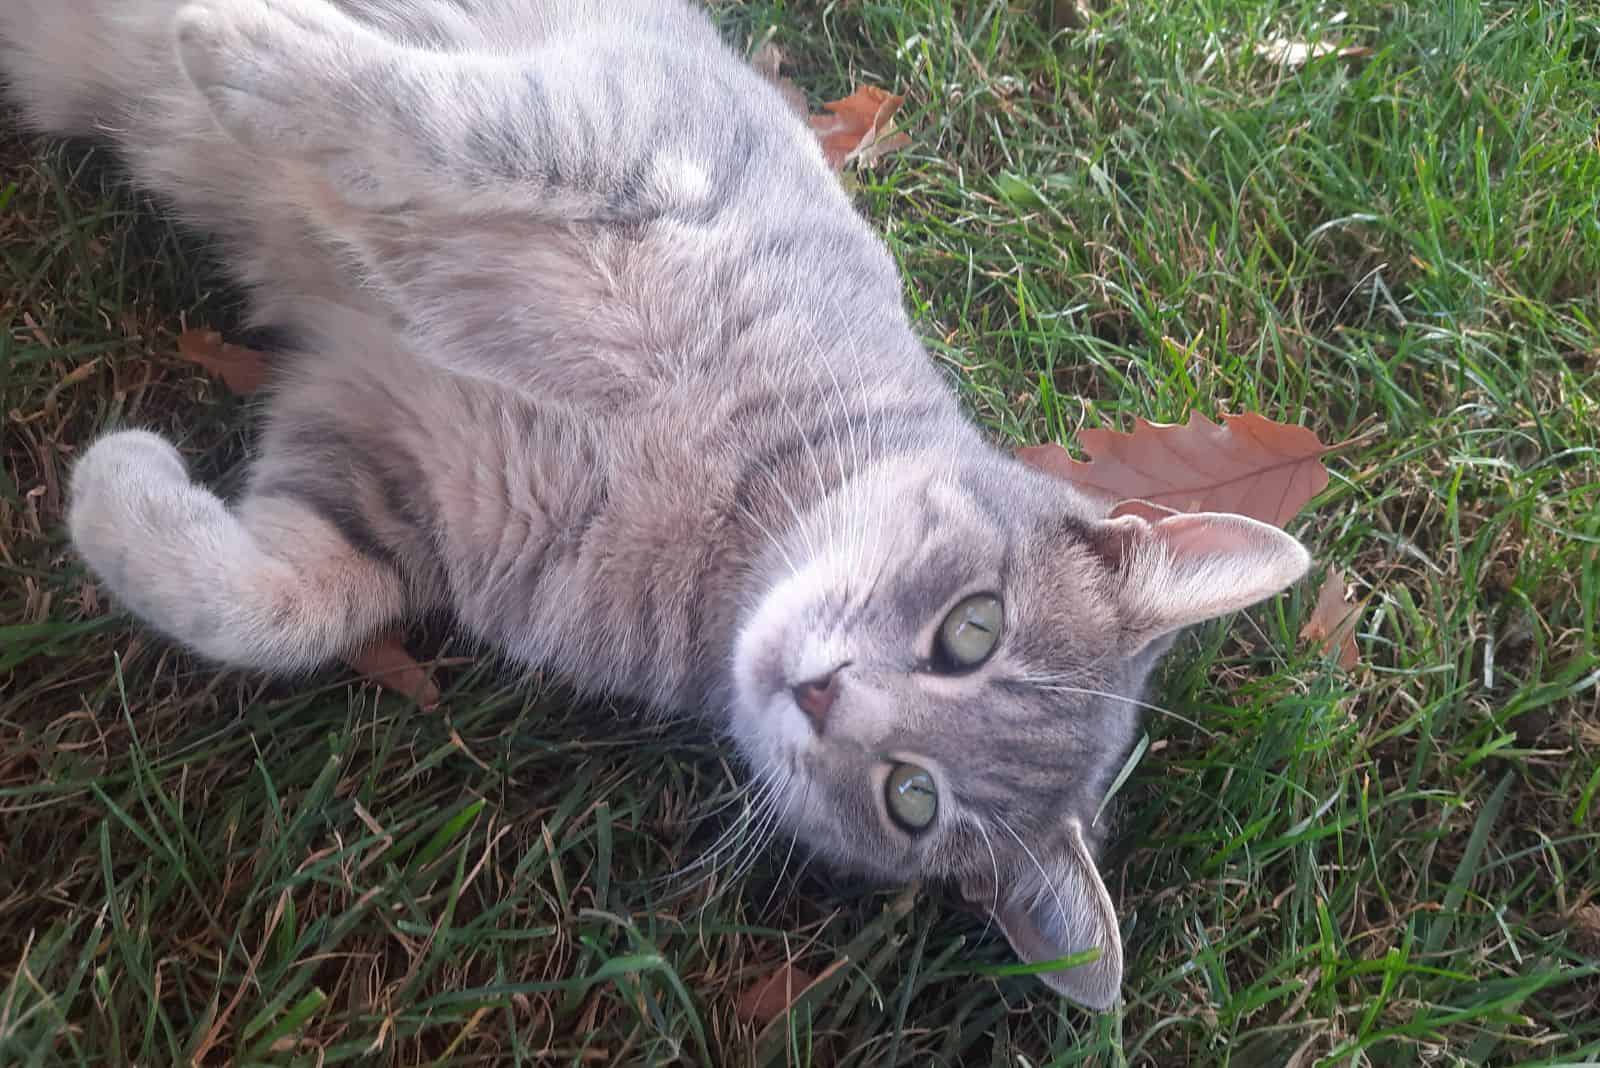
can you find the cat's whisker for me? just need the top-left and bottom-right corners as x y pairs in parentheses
(828, 375), (866, 583)
(735, 497), (802, 581)
(797, 315), (861, 581)
(838, 298), (885, 586)
(996, 815), (1071, 943)
(1019, 679), (1214, 737)
(751, 460), (817, 573)
(743, 773), (794, 863)
(727, 771), (795, 887)
(756, 359), (832, 563)
(692, 767), (781, 876)
(693, 770), (792, 913)
(973, 818), (1002, 940)
(681, 769), (762, 826)
(661, 766), (782, 888)
(760, 777), (813, 916)
(738, 364), (817, 570)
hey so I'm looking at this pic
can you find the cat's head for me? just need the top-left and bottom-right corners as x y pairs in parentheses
(730, 446), (1309, 1009)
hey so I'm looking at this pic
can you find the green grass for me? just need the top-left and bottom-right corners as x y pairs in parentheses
(3, 0), (1599, 1063)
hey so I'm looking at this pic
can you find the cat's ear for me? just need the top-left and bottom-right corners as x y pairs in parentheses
(1086, 510), (1310, 653)
(978, 819), (1123, 1010)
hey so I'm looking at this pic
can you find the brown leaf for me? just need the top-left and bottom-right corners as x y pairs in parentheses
(1017, 411), (1332, 528)
(1253, 36), (1373, 68)
(735, 963), (815, 1027)
(177, 328), (270, 395)
(1299, 568), (1362, 670)
(808, 85), (912, 170)
(345, 632), (441, 709)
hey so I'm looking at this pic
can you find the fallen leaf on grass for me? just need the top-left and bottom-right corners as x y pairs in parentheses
(1016, 411), (1332, 527)
(735, 963), (816, 1027)
(746, 43), (912, 170)
(808, 85), (913, 170)
(345, 632), (441, 710)
(1299, 568), (1363, 669)
(177, 328), (271, 394)
(1254, 36), (1373, 69)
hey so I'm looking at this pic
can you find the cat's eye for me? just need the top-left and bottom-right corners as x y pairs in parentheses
(935, 593), (1003, 670)
(885, 762), (938, 833)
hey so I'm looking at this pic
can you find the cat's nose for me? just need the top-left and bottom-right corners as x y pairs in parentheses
(791, 668), (843, 732)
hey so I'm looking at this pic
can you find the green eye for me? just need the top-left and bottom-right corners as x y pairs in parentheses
(885, 762), (939, 833)
(936, 593), (1003, 669)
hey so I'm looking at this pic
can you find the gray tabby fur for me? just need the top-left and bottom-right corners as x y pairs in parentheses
(0, 0), (1311, 1009)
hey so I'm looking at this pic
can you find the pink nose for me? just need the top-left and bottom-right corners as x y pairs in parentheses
(791, 670), (841, 732)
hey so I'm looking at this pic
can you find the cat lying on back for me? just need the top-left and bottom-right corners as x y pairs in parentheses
(0, 0), (1309, 1008)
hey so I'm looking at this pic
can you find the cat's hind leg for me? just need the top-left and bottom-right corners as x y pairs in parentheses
(69, 430), (407, 673)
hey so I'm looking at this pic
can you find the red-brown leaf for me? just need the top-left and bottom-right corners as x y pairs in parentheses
(808, 85), (912, 170)
(177, 328), (271, 395)
(345, 632), (441, 709)
(1299, 568), (1363, 670)
(1018, 411), (1331, 528)
(735, 963), (815, 1027)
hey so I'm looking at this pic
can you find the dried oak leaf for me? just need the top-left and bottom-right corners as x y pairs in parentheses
(808, 85), (912, 170)
(177, 328), (271, 395)
(1299, 567), (1363, 670)
(735, 963), (816, 1027)
(1016, 411), (1331, 528)
(346, 630), (442, 710)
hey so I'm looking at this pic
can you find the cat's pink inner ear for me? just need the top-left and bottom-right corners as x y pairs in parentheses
(1094, 511), (1312, 650)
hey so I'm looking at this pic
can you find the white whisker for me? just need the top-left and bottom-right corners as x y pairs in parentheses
(996, 814), (1069, 937)
(661, 766), (781, 888)
(756, 359), (830, 564)
(973, 818), (1001, 940)
(797, 316), (861, 583)
(1017, 678), (1214, 736)
(761, 776), (813, 915)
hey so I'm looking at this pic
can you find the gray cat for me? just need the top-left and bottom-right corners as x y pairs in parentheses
(0, 0), (1310, 1009)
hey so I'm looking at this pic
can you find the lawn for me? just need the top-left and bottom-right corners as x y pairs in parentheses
(3, 0), (1598, 1064)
